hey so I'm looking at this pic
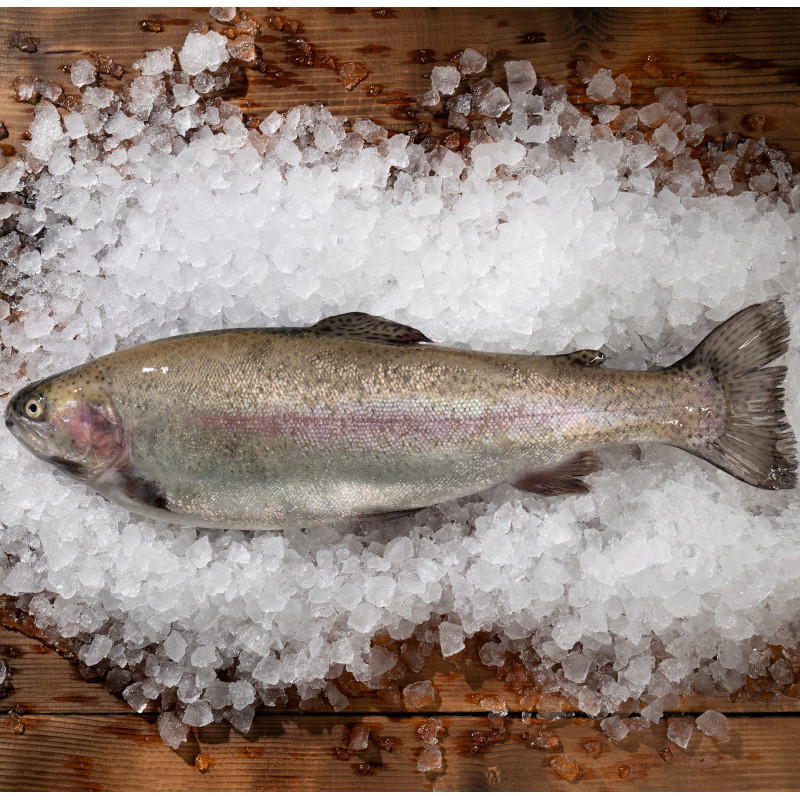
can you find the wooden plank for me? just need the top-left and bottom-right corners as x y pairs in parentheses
(0, 8), (799, 163)
(1, 711), (798, 791)
(3, 626), (799, 718)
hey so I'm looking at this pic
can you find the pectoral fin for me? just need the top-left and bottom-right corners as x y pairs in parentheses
(512, 451), (603, 496)
(118, 472), (170, 510)
(312, 312), (432, 345)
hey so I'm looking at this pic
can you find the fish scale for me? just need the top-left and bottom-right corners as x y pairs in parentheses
(4, 305), (796, 529)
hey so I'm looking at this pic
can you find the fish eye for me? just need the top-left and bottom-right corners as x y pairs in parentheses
(24, 395), (45, 420)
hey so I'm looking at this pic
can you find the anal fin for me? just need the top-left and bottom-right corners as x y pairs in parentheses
(512, 451), (603, 496)
(356, 507), (427, 522)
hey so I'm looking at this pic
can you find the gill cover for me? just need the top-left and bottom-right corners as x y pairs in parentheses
(5, 373), (126, 481)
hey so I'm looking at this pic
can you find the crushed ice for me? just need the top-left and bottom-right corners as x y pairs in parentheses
(1, 25), (799, 751)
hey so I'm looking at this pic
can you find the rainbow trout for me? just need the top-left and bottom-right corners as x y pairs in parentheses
(4, 302), (796, 530)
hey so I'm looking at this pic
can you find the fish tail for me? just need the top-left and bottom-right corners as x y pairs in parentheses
(670, 300), (797, 489)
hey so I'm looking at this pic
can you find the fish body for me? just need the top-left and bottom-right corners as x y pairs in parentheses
(5, 304), (796, 529)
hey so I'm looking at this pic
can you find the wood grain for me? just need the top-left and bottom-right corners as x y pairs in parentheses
(1, 5), (800, 791)
(0, 8), (799, 162)
(2, 627), (799, 717)
(1, 711), (799, 791)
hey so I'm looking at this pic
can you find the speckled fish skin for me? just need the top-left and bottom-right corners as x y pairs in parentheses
(4, 304), (796, 529)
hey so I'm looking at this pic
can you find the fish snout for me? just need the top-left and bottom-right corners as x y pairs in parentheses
(5, 417), (14, 429)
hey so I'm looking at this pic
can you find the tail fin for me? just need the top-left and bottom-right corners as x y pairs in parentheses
(670, 300), (797, 489)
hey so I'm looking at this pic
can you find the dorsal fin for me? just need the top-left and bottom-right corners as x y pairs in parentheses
(553, 349), (606, 368)
(311, 312), (432, 345)
(512, 450), (603, 496)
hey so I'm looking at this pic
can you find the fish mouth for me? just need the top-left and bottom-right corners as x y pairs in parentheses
(4, 407), (91, 479)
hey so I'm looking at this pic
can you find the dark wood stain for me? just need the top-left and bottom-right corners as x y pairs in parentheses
(328, 7), (357, 14)
(779, 67), (800, 87)
(702, 52), (778, 70)
(406, 49), (436, 65)
(65, 755), (102, 791)
(238, 746), (266, 758)
(355, 44), (391, 55)
(98, 723), (160, 745)
(704, 7), (731, 24)
(519, 31), (547, 45)
(53, 694), (97, 703)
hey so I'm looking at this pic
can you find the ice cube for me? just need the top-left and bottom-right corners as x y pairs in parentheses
(653, 123), (680, 154)
(349, 724), (370, 752)
(586, 69), (617, 101)
(431, 65), (460, 96)
(458, 48), (487, 75)
(689, 102), (718, 129)
(638, 102), (668, 128)
(417, 744), (443, 772)
(667, 717), (694, 749)
(417, 717), (444, 744)
(477, 87), (511, 118)
(70, 59), (96, 88)
(403, 680), (437, 710)
(182, 700), (214, 727)
(550, 754), (582, 782)
(505, 60), (536, 100)
(210, 7), (237, 23)
(654, 86), (688, 114)
(439, 621), (464, 657)
(695, 710), (730, 743)
(178, 31), (229, 76)
(600, 716), (629, 742)
(158, 711), (189, 749)
(562, 652), (591, 683)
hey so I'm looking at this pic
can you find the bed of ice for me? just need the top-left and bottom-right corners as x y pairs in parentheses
(1, 27), (799, 750)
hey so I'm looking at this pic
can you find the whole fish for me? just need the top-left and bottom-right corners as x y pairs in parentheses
(4, 302), (796, 530)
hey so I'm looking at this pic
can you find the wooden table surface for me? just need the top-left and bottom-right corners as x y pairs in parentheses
(1, 6), (800, 791)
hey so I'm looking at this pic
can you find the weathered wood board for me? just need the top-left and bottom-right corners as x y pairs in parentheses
(1, 6), (800, 791)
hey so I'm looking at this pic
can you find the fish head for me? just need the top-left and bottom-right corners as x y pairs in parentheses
(4, 371), (126, 481)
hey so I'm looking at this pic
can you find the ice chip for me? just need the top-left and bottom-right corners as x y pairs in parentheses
(477, 87), (510, 118)
(689, 102), (718, 129)
(210, 7), (237, 23)
(417, 743), (443, 772)
(439, 622), (465, 657)
(182, 700), (214, 727)
(600, 716), (629, 742)
(458, 47), (487, 75)
(696, 709), (730, 743)
(431, 65), (461, 96)
(347, 602), (380, 633)
(638, 102), (668, 128)
(70, 59), (96, 88)
(667, 717), (694, 749)
(178, 31), (229, 76)
(134, 48), (175, 76)
(562, 652), (591, 683)
(505, 60), (537, 99)
(586, 69), (617, 101)
(349, 724), (370, 752)
(158, 711), (189, 749)
(123, 682), (148, 713)
(403, 680), (437, 710)
(653, 123), (681, 154)
(654, 86), (688, 114)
